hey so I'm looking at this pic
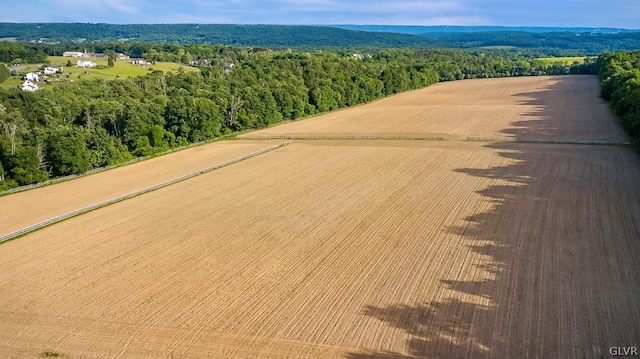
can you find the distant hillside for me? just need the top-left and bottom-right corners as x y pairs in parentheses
(0, 23), (437, 48)
(432, 31), (640, 54)
(1, 23), (639, 53)
(332, 25), (638, 35)
(332, 25), (640, 54)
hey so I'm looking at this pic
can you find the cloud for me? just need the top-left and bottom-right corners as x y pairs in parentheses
(102, 0), (139, 13)
(1, 0), (637, 27)
(20, 0), (144, 22)
(268, 0), (464, 14)
(186, 0), (463, 15)
(50, 0), (140, 14)
(417, 16), (489, 26)
(361, 1), (464, 13)
(178, 0), (476, 25)
(273, 0), (341, 11)
(165, 13), (237, 24)
(334, 1), (472, 25)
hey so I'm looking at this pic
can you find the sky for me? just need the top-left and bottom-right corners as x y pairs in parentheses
(1, 0), (638, 29)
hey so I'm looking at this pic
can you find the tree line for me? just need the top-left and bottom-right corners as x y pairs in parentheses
(596, 51), (640, 141)
(0, 42), (49, 64)
(0, 45), (595, 190)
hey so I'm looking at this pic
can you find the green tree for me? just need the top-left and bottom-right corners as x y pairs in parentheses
(0, 64), (9, 84)
(133, 136), (154, 156)
(2, 143), (49, 185)
(45, 126), (92, 176)
(190, 97), (223, 141)
(105, 49), (117, 67)
(87, 127), (131, 167)
(85, 99), (125, 136)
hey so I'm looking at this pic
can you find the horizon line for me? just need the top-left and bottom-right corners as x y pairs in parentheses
(0, 22), (637, 31)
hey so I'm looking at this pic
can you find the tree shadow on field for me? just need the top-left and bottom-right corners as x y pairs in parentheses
(347, 145), (532, 359)
(500, 78), (561, 140)
(500, 75), (627, 142)
(347, 76), (640, 359)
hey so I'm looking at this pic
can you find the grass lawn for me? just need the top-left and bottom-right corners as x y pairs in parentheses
(0, 77), (23, 89)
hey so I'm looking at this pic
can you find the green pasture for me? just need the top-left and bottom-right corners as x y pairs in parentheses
(46, 56), (199, 81)
(1, 57), (199, 89)
(0, 77), (22, 89)
(535, 56), (595, 65)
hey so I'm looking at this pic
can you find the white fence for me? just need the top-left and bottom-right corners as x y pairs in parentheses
(241, 135), (447, 141)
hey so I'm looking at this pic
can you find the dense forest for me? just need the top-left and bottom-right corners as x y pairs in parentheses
(0, 42), (49, 64)
(2, 23), (640, 53)
(429, 31), (640, 55)
(0, 43), (598, 190)
(334, 25), (636, 35)
(596, 51), (640, 140)
(0, 24), (437, 48)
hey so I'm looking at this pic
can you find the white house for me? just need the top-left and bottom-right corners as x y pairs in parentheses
(117, 53), (130, 60)
(131, 58), (150, 66)
(24, 72), (40, 82)
(63, 51), (84, 57)
(21, 80), (41, 92)
(44, 66), (62, 75)
(77, 60), (97, 68)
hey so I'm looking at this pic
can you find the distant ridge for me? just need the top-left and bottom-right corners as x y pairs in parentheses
(0, 23), (437, 48)
(331, 25), (639, 35)
(1, 23), (639, 53)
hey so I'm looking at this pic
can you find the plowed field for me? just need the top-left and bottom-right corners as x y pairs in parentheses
(0, 140), (281, 235)
(1, 75), (638, 359)
(242, 75), (629, 142)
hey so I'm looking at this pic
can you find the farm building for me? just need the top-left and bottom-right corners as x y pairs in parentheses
(77, 60), (97, 68)
(63, 51), (84, 57)
(44, 66), (62, 75)
(86, 53), (108, 59)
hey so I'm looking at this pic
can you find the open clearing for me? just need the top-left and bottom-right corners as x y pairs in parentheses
(1, 75), (639, 358)
(46, 56), (200, 79)
(1, 57), (199, 89)
(536, 56), (595, 65)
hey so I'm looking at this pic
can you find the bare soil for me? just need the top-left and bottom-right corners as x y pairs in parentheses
(1, 76), (638, 358)
(0, 140), (281, 235)
(242, 76), (629, 142)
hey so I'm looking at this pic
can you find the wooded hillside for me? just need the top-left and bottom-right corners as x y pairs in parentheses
(2, 23), (639, 54)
